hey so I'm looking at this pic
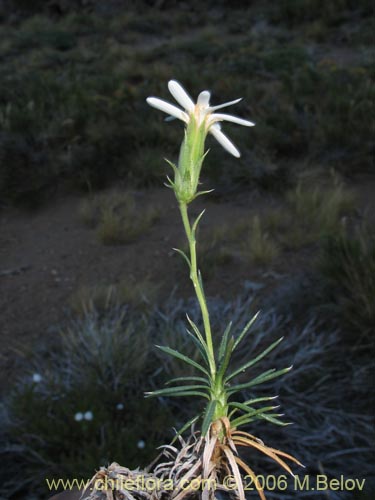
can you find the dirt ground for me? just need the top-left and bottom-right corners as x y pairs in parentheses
(1, 178), (374, 390)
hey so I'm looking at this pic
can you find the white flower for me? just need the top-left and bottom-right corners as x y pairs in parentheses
(146, 80), (255, 158)
(116, 403), (124, 410)
(137, 440), (146, 449)
(32, 373), (42, 383)
(84, 411), (93, 421)
(74, 412), (83, 422)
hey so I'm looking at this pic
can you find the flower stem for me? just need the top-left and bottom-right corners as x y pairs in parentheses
(179, 202), (216, 378)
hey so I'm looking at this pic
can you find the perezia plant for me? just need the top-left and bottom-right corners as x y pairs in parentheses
(145, 80), (303, 500)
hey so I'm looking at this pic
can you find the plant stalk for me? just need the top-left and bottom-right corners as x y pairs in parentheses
(179, 202), (216, 379)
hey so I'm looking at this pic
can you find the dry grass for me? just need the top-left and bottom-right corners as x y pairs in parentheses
(69, 283), (118, 314)
(319, 223), (375, 337)
(70, 278), (159, 315)
(242, 216), (280, 266)
(286, 175), (356, 236)
(78, 190), (159, 245)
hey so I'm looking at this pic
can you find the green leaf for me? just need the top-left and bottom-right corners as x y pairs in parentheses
(259, 413), (290, 426)
(225, 337), (284, 383)
(186, 315), (208, 351)
(156, 345), (209, 375)
(165, 158), (179, 176)
(230, 415), (256, 428)
(166, 376), (210, 386)
(227, 366), (292, 395)
(233, 312), (260, 351)
(230, 406), (278, 428)
(194, 189), (214, 200)
(201, 399), (217, 436)
(185, 330), (210, 368)
(146, 385), (209, 399)
(243, 395), (279, 405)
(192, 209), (206, 236)
(218, 321), (232, 362)
(164, 176), (175, 190)
(173, 248), (191, 269)
(217, 336), (235, 380)
(229, 402), (277, 415)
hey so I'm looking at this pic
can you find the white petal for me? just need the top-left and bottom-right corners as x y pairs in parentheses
(209, 124), (241, 157)
(197, 90), (211, 107)
(168, 80), (195, 111)
(209, 98), (242, 111)
(146, 97), (187, 122)
(211, 113), (255, 127)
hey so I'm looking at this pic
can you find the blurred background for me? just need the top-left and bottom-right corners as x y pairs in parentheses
(0, 0), (374, 498)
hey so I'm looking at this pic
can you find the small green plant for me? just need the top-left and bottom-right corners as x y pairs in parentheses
(142, 80), (302, 499)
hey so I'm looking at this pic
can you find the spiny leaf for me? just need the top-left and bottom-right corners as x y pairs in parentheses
(201, 399), (217, 437)
(230, 405), (278, 428)
(228, 402), (277, 415)
(233, 311), (260, 351)
(166, 376), (210, 386)
(173, 248), (191, 269)
(194, 189), (214, 199)
(164, 176), (175, 190)
(146, 387), (209, 399)
(225, 337), (284, 382)
(218, 321), (232, 362)
(186, 315), (208, 351)
(155, 345), (209, 375)
(165, 158), (179, 176)
(227, 366), (292, 395)
(217, 336), (235, 380)
(260, 413), (291, 426)
(185, 329), (210, 367)
(192, 209), (206, 235)
(243, 395), (279, 405)
(230, 415), (257, 428)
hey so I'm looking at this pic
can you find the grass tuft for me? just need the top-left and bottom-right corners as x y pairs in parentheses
(319, 224), (375, 338)
(242, 215), (280, 265)
(282, 174), (356, 248)
(79, 190), (159, 245)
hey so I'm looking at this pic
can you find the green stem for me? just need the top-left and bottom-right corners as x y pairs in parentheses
(179, 202), (216, 378)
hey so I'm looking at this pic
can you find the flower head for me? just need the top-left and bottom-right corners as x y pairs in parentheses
(147, 80), (254, 158)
